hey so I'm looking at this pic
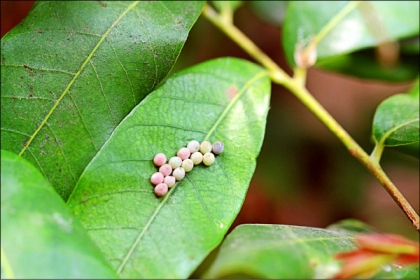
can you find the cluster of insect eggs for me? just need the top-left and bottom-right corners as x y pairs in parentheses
(151, 140), (224, 197)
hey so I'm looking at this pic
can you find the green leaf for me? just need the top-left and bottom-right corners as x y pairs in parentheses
(248, 1), (289, 26)
(374, 264), (419, 279)
(316, 50), (419, 82)
(384, 79), (420, 158)
(409, 78), (419, 98)
(67, 57), (271, 278)
(1, 149), (116, 279)
(212, 1), (243, 13)
(283, 1), (419, 68)
(199, 224), (356, 279)
(326, 219), (375, 234)
(197, 224), (419, 279)
(372, 93), (419, 148)
(1, 1), (203, 200)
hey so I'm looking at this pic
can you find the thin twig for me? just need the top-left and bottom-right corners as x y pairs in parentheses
(202, 3), (419, 231)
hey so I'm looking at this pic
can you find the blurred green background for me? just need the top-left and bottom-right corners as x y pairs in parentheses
(2, 1), (418, 239)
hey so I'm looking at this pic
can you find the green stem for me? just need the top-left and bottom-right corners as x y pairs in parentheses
(370, 142), (385, 164)
(203, 4), (289, 83)
(219, 2), (234, 24)
(293, 67), (307, 87)
(202, 3), (420, 231)
(279, 79), (419, 231)
(371, 119), (418, 163)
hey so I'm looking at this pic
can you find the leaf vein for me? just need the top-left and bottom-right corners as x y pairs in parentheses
(133, 8), (159, 89)
(89, 60), (117, 124)
(0, 63), (76, 76)
(88, 226), (142, 231)
(214, 160), (242, 202)
(378, 118), (420, 146)
(159, 2), (177, 21)
(186, 175), (214, 225)
(116, 181), (179, 275)
(0, 128), (31, 137)
(26, 146), (49, 181)
(72, 188), (151, 206)
(115, 69), (269, 275)
(153, 95), (226, 107)
(81, 159), (150, 176)
(205, 70), (268, 140)
(105, 38), (137, 104)
(18, 1), (140, 156)
(1, 95), (56, 102)
(126, 123), (208, 135)
(45, 122), (77, 182)
(66, 91), (99, 151)
(232, 236), (353, 253)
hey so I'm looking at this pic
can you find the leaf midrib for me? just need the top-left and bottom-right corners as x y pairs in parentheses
(223, 236), (353, 254)
(312, 1), (362, 46)
(18, 1), (140, 157)
(116, 69), (269, 275)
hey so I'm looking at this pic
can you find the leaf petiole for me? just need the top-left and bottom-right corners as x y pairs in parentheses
(370, 142), (385, 164)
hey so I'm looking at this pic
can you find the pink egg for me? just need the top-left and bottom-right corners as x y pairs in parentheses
(154, 183), (168, 197)
(159, 164), (172, 177)
(153, 153), (167, 167)
(150, 172), (164, 185)
(177, 147), (191, 160)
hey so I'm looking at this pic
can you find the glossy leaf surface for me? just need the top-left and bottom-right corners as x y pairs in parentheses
(201, 224), (356, 279)
(374, 265), (419, 279)
(67, 57), (271, 278)
(1, 150), (116, 279)
(283, 1), (419, 71)
(326, 219), (375, 234)
(199, 224), (419, 279)
(389, 79), (420, 158)
(1, 1), (203, 200)
(409, 78), (419, 98)
(372, 93), (419, 147)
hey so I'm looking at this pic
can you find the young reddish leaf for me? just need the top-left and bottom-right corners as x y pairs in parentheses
(356, 233), (419, 255)
(334, 233), (419, 279)
(335, 250), (395, 279)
